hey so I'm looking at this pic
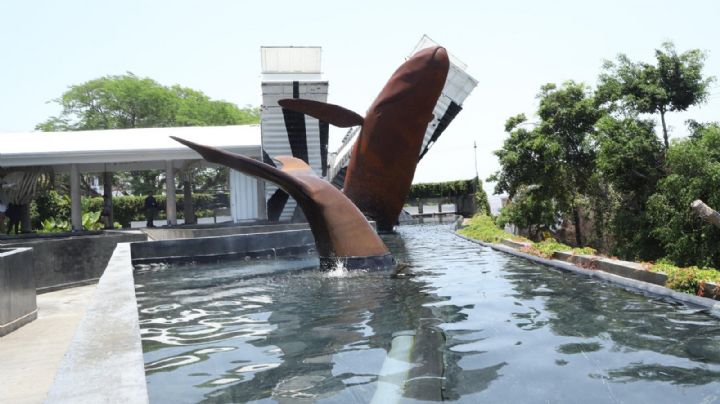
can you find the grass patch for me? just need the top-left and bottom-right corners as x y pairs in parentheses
(523, 239), (597, 259)
(459, 215), (720, 298)
(458, 215), (528, 243)
(649, 259), (720, 295)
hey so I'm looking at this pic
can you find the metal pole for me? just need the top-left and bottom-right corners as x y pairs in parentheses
(473, 140), (479, 180)
(165, 161), (177, 226)
(70, 164), (82, 231)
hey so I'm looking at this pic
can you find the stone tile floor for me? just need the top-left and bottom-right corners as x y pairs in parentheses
(0, 284), (96, 404)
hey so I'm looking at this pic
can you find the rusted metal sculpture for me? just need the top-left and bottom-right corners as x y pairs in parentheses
(279, 46), (450, 231)
(171, 136), (393, 270)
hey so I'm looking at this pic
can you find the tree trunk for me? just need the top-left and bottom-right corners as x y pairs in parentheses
(103, 172), (114, 229)
(573, 206), (582, 246)
(20, 204), (31, 233)
(183, 179), (196, 225)
(691, 199), (720, 229)
(660, 109), (669, 150)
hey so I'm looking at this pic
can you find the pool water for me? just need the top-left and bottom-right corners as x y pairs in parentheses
(135, 224), (720, 403)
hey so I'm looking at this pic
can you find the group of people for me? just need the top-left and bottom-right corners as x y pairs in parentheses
(0, 200), (22, 235)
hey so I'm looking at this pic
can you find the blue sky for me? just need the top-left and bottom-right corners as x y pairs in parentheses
(1, 0), (719, 193)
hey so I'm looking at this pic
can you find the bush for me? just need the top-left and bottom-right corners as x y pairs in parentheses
(523, 239), (596, 259)
(646, 124), (720, 268)
(31, 191), (229, 228)
(650, 260), (720, 295)
(459, 214), (527, 243)
(475, 186), (491, 216)
(408, 178), (478, 199)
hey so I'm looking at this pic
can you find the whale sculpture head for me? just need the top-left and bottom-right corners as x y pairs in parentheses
(278, 46), (450, 232)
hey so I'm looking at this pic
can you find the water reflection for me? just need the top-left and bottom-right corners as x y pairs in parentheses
(136, 224), (720, 403)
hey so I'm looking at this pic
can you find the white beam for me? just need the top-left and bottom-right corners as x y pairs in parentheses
(165, 161), (177, 226)
(70, 164), (82, 231)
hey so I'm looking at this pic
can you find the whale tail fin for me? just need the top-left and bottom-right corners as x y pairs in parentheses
(170, 136), (390, 264)
(278, 99), (364, 128)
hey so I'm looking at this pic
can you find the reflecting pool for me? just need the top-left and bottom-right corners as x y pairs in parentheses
(135, 224), (720, 403)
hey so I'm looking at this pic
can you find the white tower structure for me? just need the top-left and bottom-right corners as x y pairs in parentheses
(260, 46), (329, 221)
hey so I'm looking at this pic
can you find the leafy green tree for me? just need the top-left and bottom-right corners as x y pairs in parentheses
(490, 81), (601, 244)
(594, 116), (665, 259)
(36, 73), (260, 196)
(647, 124), (720, 268)
(495, 186), (559, 240)
(474, 177), (492, 216)
(597, 42), (714, 149)
(37, 73), (260, 131)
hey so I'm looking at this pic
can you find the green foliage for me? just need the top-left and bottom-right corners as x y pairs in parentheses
(474, 181), (491, 216)
(495, 186), (559, 240)
(408, 178), (478, 199)
(598, 42), (714, 148)
(38, 212), (103, 232)
(39, 217), (71, 233)
(647, 124), (720, 268)
(594, 116), (665, 260)
(33, 191), (71, 227)
(650, 260), (720, 294)
(35, 73), (260, 196)
(32, 192), (226, 228)
(524, 239), (597, 259)
(458, 214), (527, 243)
(82, 211), (103, 231)
(36, 73), (260, 131)
(490, 81), (600, 244)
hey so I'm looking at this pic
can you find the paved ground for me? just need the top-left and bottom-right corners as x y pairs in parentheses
(0, 284), (97, 404)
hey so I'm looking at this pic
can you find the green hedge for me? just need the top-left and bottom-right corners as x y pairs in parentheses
(31, 191), (229, 228)
(408, 178), (478, 199)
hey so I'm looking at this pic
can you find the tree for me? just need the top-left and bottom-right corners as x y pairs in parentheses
(646, 123), (720, 268)
(598, 42), (714, 149)
(594, 116), (665, 259)
(37, 72), (259, 130)
(36, 73), (260, 195)
(490, 81), (601, 245)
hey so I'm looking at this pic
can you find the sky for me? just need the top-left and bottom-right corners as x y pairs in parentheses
(1, 0), (719, 205)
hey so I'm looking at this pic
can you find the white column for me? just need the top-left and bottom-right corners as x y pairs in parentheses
(165, 161), (177, 225)
(70, 164), (82, 230)
(256, 179), (267, 220)
(229, 170), (259, 222)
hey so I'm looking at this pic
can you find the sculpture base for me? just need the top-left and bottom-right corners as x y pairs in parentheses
(320, 253), (395, 271)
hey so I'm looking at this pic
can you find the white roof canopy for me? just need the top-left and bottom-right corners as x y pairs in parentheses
(0, 125), (261, 172)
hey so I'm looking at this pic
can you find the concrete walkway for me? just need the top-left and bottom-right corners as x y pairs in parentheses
(0, 284), (97, 404)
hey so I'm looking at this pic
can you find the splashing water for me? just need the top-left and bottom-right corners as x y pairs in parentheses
(325, 259), (350, 278)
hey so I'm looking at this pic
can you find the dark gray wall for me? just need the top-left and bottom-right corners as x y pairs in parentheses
(1, 232), (147, 292)
(131, 228), (315, 264)
(142, 223), (310, 241)
(0, 247), (36, 336)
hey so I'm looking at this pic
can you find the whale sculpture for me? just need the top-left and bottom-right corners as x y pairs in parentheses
(278, 46), (450, 232)
(170, 136), (393, 270)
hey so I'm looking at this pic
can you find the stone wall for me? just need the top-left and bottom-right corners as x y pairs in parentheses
(141, 222), (310, 241)
(0, 231), (148, 292)
(131, 228), (315, 265)
(0, 247), (36, 336)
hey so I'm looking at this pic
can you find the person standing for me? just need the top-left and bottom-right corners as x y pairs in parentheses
(6, 203), (21, 234)
(0, 198), (7, 234)
(144, 193), (158, 228)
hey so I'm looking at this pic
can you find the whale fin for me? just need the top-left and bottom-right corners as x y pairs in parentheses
(170, 136), (390, 263)
(278, 99), (364, 128)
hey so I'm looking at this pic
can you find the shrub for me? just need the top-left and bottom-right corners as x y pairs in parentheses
(459, 214), (527, 243)
(650, 259), (720, 295)
(31, 191), (230, 228)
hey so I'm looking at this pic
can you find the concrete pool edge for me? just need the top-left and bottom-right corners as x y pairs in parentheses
(129, 228), (316, 265)
(45, 242), (149, 403)
(454, 233), (720, 317)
